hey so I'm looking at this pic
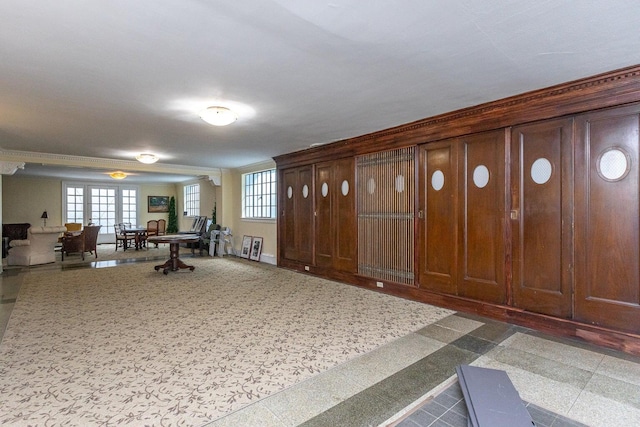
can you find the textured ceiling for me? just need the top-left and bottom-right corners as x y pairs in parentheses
(1, 1), (640, 181)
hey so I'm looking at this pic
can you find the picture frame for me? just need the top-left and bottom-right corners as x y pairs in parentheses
(249, 236), (263, 261)
(241, 235), (252, 259)
(148, 196), (170, 213)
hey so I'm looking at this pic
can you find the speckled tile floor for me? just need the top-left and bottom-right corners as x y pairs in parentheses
(2, 258), (640, 427)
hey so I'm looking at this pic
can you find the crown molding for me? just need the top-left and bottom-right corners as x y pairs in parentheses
(0, 149), (223, 177)
(0, 161), (26, 175)
(236, 159), (276, 174)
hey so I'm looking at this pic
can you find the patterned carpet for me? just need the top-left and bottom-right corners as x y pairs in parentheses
(0, 258), (453, 426)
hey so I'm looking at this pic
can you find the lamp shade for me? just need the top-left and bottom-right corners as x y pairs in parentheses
(136, 153), (159, 164)
(109, 171), (128, 180)
(199, 106), (237, 126)
(41, 211), (48, 219)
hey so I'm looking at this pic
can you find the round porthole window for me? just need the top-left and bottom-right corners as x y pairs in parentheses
(598, 148), (630, 182)
(431, 170), (445, 191)
(367, 177), (376, 194)
(321, 182), (329, 197)
(395, 174), (405, 193)
(341, 180), (349, 196)
(473, 165), (490, 189)
(531, 158), (553, 185)
(302, 184), (309, 198)
(287, 186), (293, 199)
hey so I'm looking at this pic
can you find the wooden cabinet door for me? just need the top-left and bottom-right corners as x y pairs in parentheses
(511, 118), (573, 318)
(314, 159), (356, 272)
(575, 106), (640, 334)
(333, 157), (357, 272)
(280, 165), (314, 264)
(315, 162), (333, 268)
(457, 130), (506, 304)
(418, 139), (458, 294)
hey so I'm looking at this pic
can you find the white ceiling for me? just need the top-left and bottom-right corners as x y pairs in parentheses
(2, 1), (640, 181)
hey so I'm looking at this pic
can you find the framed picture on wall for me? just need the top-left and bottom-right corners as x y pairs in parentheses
(148, 196), (170, 213)
(249, 237), (263, 261)
(241, 235), (252, 259)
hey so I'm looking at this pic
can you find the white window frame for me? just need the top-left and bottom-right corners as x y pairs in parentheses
(242, 169), (277, 220)
(63, 181), (141, 236)
(183, 183), (200, 217)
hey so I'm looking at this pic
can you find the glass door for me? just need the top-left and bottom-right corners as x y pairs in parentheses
(88, 186), (118, 244)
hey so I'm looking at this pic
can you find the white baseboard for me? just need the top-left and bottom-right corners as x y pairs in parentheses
(259, 253), (276, 265)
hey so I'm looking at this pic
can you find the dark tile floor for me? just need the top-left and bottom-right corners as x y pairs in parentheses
(395, 380), (587, 427)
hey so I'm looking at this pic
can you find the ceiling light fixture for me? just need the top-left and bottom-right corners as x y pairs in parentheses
(199, 106), (237, 126)
(136, 153), (159, 164)
(109, 171), (128, 180)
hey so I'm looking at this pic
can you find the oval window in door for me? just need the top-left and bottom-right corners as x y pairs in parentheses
(531, 158), (553, 185)
(321, 182), (329, 197)
(598, 148), (630, 182)
(287, 186), (293, 199)
(431, 170), (445, 191)
(302, 184), (309, 198)
(367, 177), (376, 194)
(341, 180), (349, 196)
(472, 165), (490, 188)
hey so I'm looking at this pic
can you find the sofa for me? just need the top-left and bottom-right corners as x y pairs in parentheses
(7, 226), (68, 266)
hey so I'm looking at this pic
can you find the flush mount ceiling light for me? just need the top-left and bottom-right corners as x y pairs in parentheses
(136, 153), (159, 164)
(199, 106), (237, 126)
(109, 171), (128, 180)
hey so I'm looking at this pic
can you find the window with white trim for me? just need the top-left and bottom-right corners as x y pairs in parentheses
(184, 183), (200, 217)
(242, 169), (277, 219)
(66, 186), (84, 224)
(63, 182), (139, 235)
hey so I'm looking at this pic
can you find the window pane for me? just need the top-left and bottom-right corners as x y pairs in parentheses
(242, 169), (277, 219)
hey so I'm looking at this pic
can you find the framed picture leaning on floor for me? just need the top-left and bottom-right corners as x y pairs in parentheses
(241, 235), (252, 258)
(249, 237), (263, 261)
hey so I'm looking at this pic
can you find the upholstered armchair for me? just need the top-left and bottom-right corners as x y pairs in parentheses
(61, 225), (102, 260)
(7, 226), (68, 266)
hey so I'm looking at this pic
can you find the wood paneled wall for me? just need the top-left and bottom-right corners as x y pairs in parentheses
(274, 64), (640, 355)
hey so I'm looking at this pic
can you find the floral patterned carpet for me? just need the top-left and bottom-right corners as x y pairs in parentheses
(0, 258), (452, 426)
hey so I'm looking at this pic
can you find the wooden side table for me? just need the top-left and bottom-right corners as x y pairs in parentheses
(147, 234), (200, 274)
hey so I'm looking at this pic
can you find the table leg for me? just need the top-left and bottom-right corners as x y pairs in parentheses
(154, 242), (195, 274)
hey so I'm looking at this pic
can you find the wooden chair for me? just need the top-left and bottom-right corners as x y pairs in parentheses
(114, 223), (134, 251)
(157, 219), (166, 236)
(61, 225), (101, 260)
(147, 220), (160, 247)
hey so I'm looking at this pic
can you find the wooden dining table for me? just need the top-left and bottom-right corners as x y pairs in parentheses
(147, 234), (200, 274)
(122, 227), (147, 250)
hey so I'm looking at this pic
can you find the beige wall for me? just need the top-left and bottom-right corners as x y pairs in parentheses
(173, 177), (217, 231)
(2, 176), (62, 226)
(226, 161), (277, 264)
(1, 176), (176, 228)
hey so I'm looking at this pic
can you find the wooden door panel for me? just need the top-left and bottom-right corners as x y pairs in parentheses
(458, 130), (506, 303)
(297, 166), (314, 263)
(418, 140), (458, 294)
(282, 169), (298, 261)
(511, 118), (573, 317)
(333, 157), (356, 272)
(281, 166), (314, 264)
(575, 106), (640, 333)
(315, 162), (333, 267)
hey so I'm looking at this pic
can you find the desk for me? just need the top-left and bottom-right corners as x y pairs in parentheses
(147, 234), (200, 274)
(123, 227), (147, 250)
